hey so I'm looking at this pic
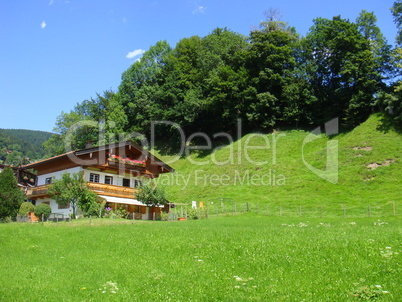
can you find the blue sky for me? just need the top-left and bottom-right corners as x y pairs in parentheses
(0, 0), (398, 132)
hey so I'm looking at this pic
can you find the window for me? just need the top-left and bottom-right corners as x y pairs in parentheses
(105, 176), (113, 185)
(45, 177), (52, 184)
(58, 202), (70, 209)
(122, 178), (130, 187)
(133, 179), (143, 188)
(89, 173), (100, 183)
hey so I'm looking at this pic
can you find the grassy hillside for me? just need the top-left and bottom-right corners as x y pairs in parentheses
(157, 114), (402, 214)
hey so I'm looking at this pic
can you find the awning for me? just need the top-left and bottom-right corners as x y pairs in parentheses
(98, 195), (146, 206)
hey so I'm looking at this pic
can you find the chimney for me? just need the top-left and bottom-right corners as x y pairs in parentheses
(86, 140), (93, 149)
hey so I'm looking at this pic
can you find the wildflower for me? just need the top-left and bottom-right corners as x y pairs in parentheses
(349, 222), (356, 225)
(234, 286), (240, 289)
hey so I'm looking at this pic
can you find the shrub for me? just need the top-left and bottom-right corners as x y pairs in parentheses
(160, 212), (169, 221)
(19, 202), (35, 216)
(187, 208), (199, 220)
(34, 203), (51, 221)
(83, 201), (103, 218)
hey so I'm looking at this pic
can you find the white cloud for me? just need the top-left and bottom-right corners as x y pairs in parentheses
(193, 5), (207, 14)
(41, 21), (47, 29)
(126, 49), (145, 59)
(49, 0), (54, 6)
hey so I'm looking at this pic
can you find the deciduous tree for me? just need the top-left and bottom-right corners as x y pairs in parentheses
(136, 181), (167, 207)
(47, 172), (98, 218)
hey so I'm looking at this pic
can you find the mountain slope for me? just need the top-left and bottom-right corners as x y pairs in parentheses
(0, 129), (52, 163)
(157, 114), (402, 213)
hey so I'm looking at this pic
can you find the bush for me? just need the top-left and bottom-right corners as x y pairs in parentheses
(187, 208), (199, 220)
(160, 212), (169, 221)
(34, 203), (51, 221)
(83, 202), (103, 218)
(19, 202), (35, 216)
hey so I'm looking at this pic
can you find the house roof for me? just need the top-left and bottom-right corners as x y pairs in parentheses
(22, 151), (75, 170)
(23, 141), (174, 173)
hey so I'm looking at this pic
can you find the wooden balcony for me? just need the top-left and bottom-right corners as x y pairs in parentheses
(105, 159), (146, 173)
(26, 183), (140, 200)
(87, 182), (140, 199)
(26, 185), (49, 199)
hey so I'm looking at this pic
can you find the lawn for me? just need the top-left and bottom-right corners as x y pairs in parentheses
(0, 215), (400, 301)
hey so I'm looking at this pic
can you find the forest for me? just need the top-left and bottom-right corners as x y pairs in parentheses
(0, 129), (52, 166)
(42, 3), (402, 156)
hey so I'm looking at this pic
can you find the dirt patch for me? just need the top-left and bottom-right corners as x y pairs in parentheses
(353, 146), (373, 151)
(366, 159), (396, 170)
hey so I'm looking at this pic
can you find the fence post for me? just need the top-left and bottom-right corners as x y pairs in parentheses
(246, 202), (250, 212)
(368, 205), (371, 217)
(89, 215), (92, 225)
(299, 205), (302, 217)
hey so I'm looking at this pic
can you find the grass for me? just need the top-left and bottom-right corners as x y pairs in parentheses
(155, 114), (402, 214)
(0, 215), (401, 301)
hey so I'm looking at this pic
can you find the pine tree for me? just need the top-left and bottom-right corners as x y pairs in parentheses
(0, 167), (26, 220)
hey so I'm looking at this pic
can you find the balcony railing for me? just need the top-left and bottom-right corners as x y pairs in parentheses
(87, 182), (140, 198)
(106, 159), (146, 172)
(26, 183), (140, 199)
(26, 185), (49, 198)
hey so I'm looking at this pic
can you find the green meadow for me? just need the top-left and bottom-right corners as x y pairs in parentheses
(0, 216), (401, 301)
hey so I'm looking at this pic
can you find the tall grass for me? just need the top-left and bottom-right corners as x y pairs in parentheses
(1, 216), (400, 301)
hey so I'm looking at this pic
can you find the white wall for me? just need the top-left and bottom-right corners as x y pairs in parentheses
(37, 167), (83, 186)
(82, 168), (143, 188)
(35, 198), (72, 219)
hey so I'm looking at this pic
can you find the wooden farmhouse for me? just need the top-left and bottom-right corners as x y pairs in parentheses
(23, 141), (174, 220)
